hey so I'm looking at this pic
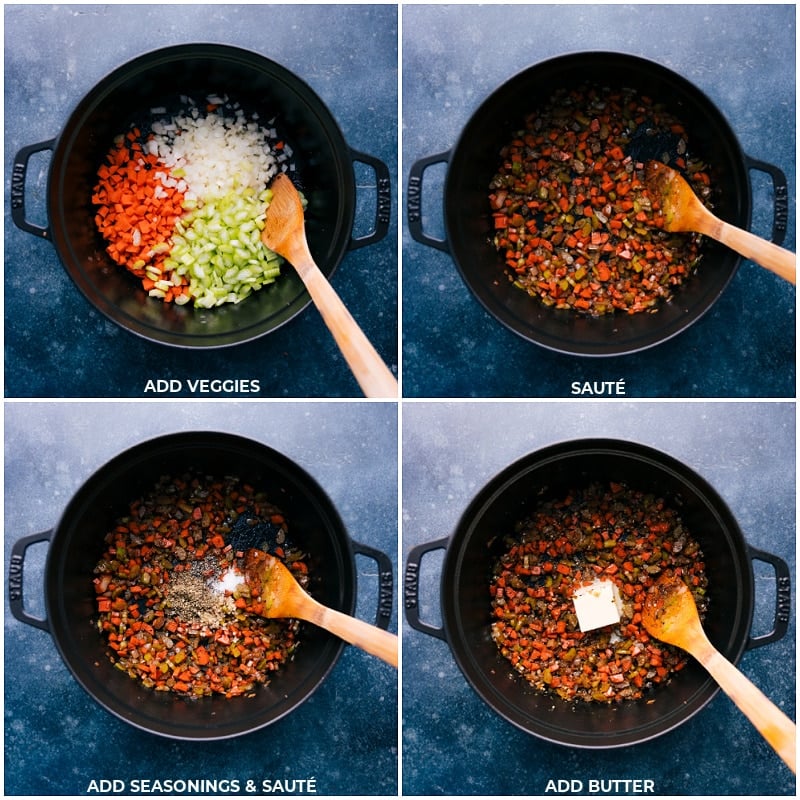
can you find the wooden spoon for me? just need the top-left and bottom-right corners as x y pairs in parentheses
(642, 573), (795, 772)
(645, 160), (796, 285)
(262, 174), (398, 398)
(244, 549), (398, 668)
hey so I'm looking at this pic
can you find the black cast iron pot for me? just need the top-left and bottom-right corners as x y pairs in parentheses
(404, 438), (790, 748)
(9, 432), (394, 740)
(11, 44), (391, 348)
(407, 51), (789, 356)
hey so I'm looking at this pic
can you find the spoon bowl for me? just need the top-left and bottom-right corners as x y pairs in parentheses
(645, 160), (795, 284)
(244, 549), (398, 667)
(643, 573), (795, 772)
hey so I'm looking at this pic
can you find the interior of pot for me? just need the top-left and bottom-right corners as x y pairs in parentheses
(43, 432), (353, 740)
(48, 44), (355, 347)
(441, 439), (753, 748)
(445, 52), (749, 356)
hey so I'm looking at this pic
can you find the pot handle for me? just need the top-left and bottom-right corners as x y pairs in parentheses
(348, 148), (391, 251)
(745, 545), (791, 650)
(746, 155), (789, 247)
(407, 150), (452, 253)
(8, 530), (53, 632)
(352, 539), (394, 630)
(11, 139), (55, 240)
(404, 536), (448, 641)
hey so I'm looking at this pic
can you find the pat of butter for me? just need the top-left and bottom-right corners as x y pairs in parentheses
(573, 579), (623, 632)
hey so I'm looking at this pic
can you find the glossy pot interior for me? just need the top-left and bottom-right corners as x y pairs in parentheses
(440, 439), (756, 747)
(444, 51), (748, 356)
(40, 432), (355, 740)
(48, 44), (357, 347)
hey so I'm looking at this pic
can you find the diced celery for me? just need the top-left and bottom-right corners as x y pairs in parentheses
(164, 187), (286, 307)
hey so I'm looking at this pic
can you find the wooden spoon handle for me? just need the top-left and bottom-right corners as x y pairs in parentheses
(702, 648), (795, 772)
(299, 259), (398, 398)
(715, 219), (796, 284)
(313, 603), (398, 667)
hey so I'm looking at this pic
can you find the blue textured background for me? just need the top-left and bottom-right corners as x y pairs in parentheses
(402, 402), (795, 795)
(4, 4), (398, 398)
(5, 402), (398, 795)
(402, 4), (795, 397)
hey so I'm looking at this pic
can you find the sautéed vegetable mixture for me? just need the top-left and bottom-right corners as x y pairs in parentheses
(93, 472), (308, 698)
(490, 482), (709, 703)
(488, 85), (713, 316)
